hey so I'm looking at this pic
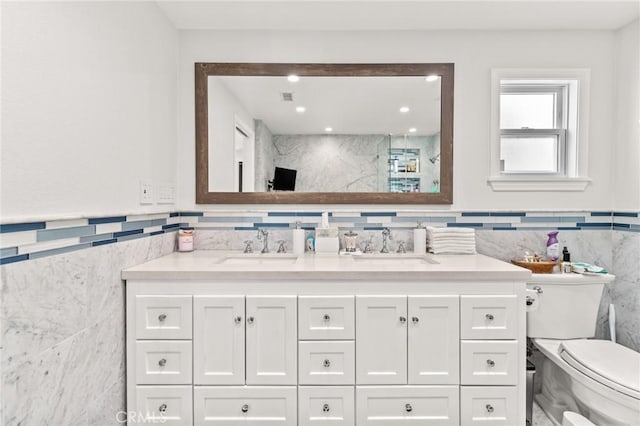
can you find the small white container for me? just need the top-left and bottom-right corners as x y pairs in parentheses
(293, 222), (305, 255)
(177, 228), (194, 252)
(413, 222), (427, 254)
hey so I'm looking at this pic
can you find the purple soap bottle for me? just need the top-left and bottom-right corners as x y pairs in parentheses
(546, 231), (560, 261)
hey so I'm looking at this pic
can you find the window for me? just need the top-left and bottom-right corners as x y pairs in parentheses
(489, 69), (591, 191)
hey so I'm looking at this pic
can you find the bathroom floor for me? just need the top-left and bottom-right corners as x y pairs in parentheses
(533, 402), (556, 426)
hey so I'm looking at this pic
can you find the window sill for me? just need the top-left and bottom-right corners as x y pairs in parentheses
(487, 176), (591, 192)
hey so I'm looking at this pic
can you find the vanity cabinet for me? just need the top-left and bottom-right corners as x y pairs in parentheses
(356, 295), (459, 385)
(125, 266), (527, 426)
(193, 295), (297, 386)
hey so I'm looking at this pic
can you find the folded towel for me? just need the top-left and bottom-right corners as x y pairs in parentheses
(427, 247), (476, 254)
(428, 235), (476, 241)
(427, 226), (475, 234)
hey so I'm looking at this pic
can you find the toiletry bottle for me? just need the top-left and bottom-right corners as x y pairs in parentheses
(306, 233), (315, 252)
(562, 247), (572, 273)
(413, 222), (427, 254)
(546, 231), (560, 261)
(293, 221), (305, 255)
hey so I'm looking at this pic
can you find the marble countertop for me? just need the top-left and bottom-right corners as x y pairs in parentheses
(122, 250), (532, 281)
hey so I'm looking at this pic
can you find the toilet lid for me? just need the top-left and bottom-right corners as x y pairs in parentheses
(559, 339), (640, 400)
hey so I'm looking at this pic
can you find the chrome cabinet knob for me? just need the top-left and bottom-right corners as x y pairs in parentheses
(487, 359), (495, 367)
(158, 314), (167, 322)
(322, 404), (330, 413)
(405, 403), (413, 413)
(533, 286), (543, 294)
(399, 316), (407, 324)
(247, 316), (255, 324)
(159, 404), (167, 413)
(323, 359), (331, 368)
(485, 313), (494, 321)
(234, 316), (242, 324)
(411, 317), (419, 324)
(241, 404), (249, 413)
(158, 358), (167, 367)
(486, 404), (494, 413)
(323, 314), (331, 322)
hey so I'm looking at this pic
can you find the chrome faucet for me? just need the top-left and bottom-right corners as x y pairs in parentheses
(276, 240), (287, 253)
(396, 240), (406, 254)
(257, 229), (269, 253)
(361, 236), (375, 253)
(243, 240), (254, 253)
(380, 227), (392, 253)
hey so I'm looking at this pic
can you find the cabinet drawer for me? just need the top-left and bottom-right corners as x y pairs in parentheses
(194, 386), (296, 426)
(135, 341), (192, 385)
(135, 386), (193, 426)
(299, 341), (355, 385)
(356, 386), (459, 425)
(299, 386), (355, 426)
(460, 295), (518, 340)
(461, 340), (518, 385)
(135, 295), (192, 340)
(299, 296), (355, 340)
(461, 386), (518, 425)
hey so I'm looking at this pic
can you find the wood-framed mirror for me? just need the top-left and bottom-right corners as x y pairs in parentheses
(195, 63), (453, 204)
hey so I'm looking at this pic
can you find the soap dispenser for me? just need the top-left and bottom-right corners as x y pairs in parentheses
(413, 222), (427, 254)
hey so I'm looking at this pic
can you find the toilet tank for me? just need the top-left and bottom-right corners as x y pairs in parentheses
(526, 274), (614, 339)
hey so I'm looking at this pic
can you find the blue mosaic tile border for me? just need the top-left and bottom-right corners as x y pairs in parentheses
(1, 210), (638, 265)
(0, 213), (188, 265)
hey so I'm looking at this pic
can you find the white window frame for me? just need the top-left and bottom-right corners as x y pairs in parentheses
(488, 68), (592, 191)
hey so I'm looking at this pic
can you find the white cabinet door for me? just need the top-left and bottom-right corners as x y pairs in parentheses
(135, 386), (193, 426)
(298, 296), (355, 340)
(193, 295), (245, 385)
(461, 386), (518, 425)
(194, 386), (297, 426)
(299, 386), (355, 426)
(135, 341), (193, 385)
(460, 295), (518, 340)
(299, 341), (355, 385)
(135, 295), (192, 340)
(408, 295), (459, 385)
(356, 296), (407, 385)
(356, 386), (459, 425)
(460, 340), (519, 385)
(246, 296), (297, 385)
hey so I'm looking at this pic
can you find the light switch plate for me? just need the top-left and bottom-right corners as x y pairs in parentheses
(157, 183), (175, 204)
(140, 180), (153, 204)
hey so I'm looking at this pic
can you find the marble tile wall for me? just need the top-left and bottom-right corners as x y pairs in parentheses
(1, 233), (176, 426)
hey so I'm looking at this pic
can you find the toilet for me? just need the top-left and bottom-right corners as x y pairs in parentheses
(526, 273), (640, 426)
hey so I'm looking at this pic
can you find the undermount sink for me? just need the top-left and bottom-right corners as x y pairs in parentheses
(352, 254), (439, 265)
(218, 253), (299, 265)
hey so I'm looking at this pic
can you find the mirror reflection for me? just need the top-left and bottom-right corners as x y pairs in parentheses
(207, 75), (442, 194)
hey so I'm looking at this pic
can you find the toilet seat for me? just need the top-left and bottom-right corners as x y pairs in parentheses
(558, 339), (640, 400)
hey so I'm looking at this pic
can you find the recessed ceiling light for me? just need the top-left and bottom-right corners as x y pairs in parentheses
(399, 106), (410, 113)
(296, 106), (306, 113)
(325, 127), (333, 132)
(409, 128), (417, 133)
(288, 74), (300, 83)
(425, 75), (439, 82)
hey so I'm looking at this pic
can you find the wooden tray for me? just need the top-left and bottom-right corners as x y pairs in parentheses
(511, 259), (557, 274)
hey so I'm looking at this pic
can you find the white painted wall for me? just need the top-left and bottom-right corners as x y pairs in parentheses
(177, 30), (616, 210)
(1, 2), (178, 221)
(612, 20), (640, 211)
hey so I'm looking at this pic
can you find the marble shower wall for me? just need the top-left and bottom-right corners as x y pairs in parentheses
(254, 120), (275, 192)
(271, 134), (387, 192)
(1, 233), (176, 426)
